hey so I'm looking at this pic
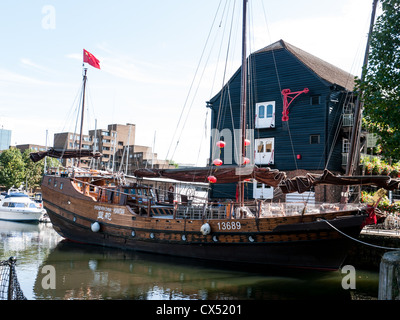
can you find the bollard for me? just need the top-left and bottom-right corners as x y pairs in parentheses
(378, 251), (400, 300)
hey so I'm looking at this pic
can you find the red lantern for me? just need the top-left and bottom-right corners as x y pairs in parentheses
(207, 175), (217, 183)
(244, 139), (250, 146)
(213, 159), (223, 166)
(216, 140), (226, 148)
(243, 157), (250, 165)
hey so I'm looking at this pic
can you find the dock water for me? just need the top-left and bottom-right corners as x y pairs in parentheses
(0, 220), (384, 300)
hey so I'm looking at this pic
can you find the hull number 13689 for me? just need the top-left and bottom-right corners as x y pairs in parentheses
(217, 221), (241, 230)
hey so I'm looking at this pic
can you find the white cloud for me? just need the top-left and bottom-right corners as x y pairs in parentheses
(20, 58), (54, 74)
(0, 68), (51, 86)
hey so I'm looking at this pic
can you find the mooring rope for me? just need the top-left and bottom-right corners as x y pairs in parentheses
(322, 219), (400, 251)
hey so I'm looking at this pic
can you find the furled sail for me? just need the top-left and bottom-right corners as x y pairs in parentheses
(134, 165), (286, 187)
(279, 169), (400, 193)
(134, 166), (400, 193)
(30, 148), (102, 163)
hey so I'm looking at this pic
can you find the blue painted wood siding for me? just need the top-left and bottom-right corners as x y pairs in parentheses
(209, 48), (346, 172)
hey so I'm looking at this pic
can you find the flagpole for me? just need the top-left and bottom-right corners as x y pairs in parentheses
(78, 67), (88, 167)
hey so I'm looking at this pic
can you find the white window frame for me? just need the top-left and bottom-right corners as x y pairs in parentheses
(255, 137), (274, 165)
(342, 138), (350, 153)
(253, 182), (274, 199)
(255, 101), (275, 128)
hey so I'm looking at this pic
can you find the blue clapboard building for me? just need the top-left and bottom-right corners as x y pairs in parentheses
(207, 40), (357, 203)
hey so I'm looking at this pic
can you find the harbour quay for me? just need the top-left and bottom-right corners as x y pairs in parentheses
(345, 227), (400, 270)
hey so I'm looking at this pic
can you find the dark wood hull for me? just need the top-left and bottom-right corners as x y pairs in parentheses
(48, 209), (362, 270)
(42, 175), (367, 271)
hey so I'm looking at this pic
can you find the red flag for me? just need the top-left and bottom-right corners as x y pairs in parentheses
(83, 49), (100, 69)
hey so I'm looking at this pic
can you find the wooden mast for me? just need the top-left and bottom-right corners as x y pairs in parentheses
(341, 0), (378, 203)
(346, 0), (378, 176)
(239, 0), (248, 206)
(77, 67), (88, 167)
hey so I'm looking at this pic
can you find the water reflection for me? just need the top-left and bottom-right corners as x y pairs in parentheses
(0, 221), (62, 299)
(0, 221), (379, 300)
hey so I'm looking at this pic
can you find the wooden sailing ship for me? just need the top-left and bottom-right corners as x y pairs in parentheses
(32, 0), (399, 270)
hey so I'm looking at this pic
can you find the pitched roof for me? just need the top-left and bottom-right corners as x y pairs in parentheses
(255, 39), (355, 91)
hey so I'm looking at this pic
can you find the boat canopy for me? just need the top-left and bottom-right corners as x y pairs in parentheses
(4, 193), (29, 198)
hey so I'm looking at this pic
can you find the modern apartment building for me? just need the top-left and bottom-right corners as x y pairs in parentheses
(53, 123), (173, 171)
(0, 128), (11, 151)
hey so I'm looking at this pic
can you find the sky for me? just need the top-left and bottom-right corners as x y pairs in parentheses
(0, 0), (380, 166)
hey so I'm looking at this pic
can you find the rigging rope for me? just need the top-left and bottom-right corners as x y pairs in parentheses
(323, 219), (400, 251)
(165, 0), (224, 165)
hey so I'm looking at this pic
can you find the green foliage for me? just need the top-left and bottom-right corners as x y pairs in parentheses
(360, 0), (400, 161)
(360, 155), (400, 176)
(0, 148), (26, 190)
(0, 148), (61, 191)
(361, 190), (400, 214)
(22, 149), (45, 191)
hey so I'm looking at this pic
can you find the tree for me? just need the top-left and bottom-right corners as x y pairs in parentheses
(22, 148), (62, 192)
(22, 149), (44, 192)
(0, 148), (62, 192)
(0, 148), (26, 189)
(361, 0), (400, 161)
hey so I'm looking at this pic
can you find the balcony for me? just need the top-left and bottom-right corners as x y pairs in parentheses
(342, 153), (348, 166)
(342, 114), (354, 127)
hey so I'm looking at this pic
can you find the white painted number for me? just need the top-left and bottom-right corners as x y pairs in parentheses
(217, 221), (241, 230)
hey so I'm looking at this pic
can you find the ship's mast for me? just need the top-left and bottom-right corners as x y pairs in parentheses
(77, 67), (88, 167)
(239, 0), (248, 206)
(346, 0), (378, 176)
(342, 0), (378, 203)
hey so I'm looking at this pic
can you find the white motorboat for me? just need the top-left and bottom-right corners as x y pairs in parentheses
(0, 190), (46, 222)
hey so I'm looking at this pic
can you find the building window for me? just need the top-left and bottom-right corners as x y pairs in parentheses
(258, 105), (265, 119)
(253, 182), (273, 200)
(255, 101), (275, 128)
(310, 134), (320, 144)
(342, 138), (350, 153)
(255, 138), (274, 165)
(311, 95), (320, 105)
(266, 104), (273, 118)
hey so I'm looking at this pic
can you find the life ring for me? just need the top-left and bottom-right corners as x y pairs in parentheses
(168, 186), (175, 193)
